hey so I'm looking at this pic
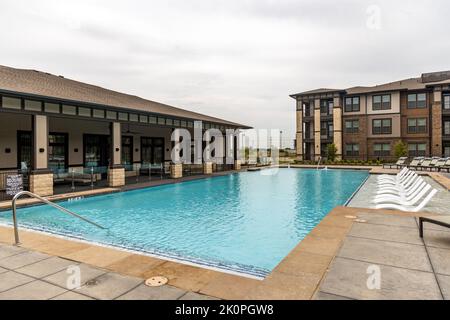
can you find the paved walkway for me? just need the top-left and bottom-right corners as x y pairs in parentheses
(0, 243), (217, 300)
(316, 212), (450, 300)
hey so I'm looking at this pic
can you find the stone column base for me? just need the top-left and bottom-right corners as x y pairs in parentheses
(29, 172), (54, 196)
(234, 160), (241, 170)
(296, 155), (304, 161)
(170, 164), (183, 179)
(203, 162), (213, 174)
(108, 167), (125, 187)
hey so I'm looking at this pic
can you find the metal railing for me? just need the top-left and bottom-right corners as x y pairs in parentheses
(11, 191), (106, 245)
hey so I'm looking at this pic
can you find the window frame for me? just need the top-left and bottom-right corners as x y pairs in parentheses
(345, 96), (360, 112)
(407, 93), (427, 109)
(345, 143), (360, 157)
(372, 118), (392, 135)
(345, 119), (360, 134)
(408, 143), (427, 157)
(372, 94), (391, 111)
(407, 118), (427, 134)
(373, 143), (391, 157)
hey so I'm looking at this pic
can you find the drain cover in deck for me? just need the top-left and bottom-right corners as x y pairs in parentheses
(145, 276), (168, 287)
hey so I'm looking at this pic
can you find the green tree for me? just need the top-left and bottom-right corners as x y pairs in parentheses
(394, 140), (408, 158)
(326, 143), (338, 162)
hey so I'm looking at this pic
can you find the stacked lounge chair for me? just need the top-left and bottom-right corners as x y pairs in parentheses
(373, 167), (438, 212)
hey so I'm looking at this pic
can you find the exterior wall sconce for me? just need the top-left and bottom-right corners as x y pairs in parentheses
(5, 148), (11, 154)
(39, 148), (45, 153)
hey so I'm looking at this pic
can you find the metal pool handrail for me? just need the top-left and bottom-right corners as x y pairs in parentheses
(11, 191), (106, 245)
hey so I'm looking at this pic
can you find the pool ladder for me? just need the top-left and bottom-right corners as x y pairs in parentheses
(11, 191), (106, 245)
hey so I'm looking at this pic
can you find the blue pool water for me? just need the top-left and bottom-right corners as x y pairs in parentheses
(0, 169), (368, 277)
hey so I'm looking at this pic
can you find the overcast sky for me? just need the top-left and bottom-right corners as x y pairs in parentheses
(1, 0), (449, 146)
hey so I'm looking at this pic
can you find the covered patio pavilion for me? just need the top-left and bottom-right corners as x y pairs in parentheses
(0, 65), (250, 198)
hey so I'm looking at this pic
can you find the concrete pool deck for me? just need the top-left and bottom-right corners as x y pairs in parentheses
(0, 167), (449, 300)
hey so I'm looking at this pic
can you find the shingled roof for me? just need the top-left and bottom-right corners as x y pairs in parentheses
(0, 65), (251, 129)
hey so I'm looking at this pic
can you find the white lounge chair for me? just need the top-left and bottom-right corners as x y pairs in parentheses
(378, 172), (417, 188)
(376, 178), (425, 197)
(377, 175), (422, 194)
(373, 184), (432, 206)
(374, 189), (438, 212)
(377, 167), (409, 181)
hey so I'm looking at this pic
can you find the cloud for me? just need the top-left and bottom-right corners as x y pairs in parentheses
(0, 0), (449, 146)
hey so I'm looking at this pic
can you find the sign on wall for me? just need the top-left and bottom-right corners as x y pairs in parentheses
(6, 175), (23, 196)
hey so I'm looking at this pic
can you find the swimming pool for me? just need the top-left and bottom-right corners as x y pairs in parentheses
(0, 168), (369, 277)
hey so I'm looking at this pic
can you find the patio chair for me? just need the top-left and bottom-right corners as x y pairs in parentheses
(373, 183), (431, 206)
(438, 158), (450, 173)
(376, 177), (425, 197)
(419, 215), (450, 238)
(378, 171), (417, 188)
(408, 157), (425, 170)
(382, 157), (408, 169)
(374, 188), (438, 212)
(377, 167), (409, 181)
(429, 158), (448, 172)
(415, 157), (432, 171)
(419, 157), (441, 171)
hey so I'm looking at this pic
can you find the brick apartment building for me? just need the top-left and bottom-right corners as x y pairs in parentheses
(291, 71), (450, 162)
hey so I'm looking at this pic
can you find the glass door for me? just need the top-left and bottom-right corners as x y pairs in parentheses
(84, 134), (110, 168)
(48, 133), (68, 172)
(17, 131), (32, 171)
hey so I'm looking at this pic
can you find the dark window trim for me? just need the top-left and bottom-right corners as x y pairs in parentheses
(407, 118), (427, 134)
(48, 132), (69, 170)
(372, 118), (392, 135)
(345, 96), (360, 112)
(345, 143), (360, 157)
(408, 142), (427, 157)
(407, 92), (427, 109)
(373, 142), (391, 157)
(443, 94), (450, 110)
(121, 135), (134, 166)
(344, 119), (360, 134)
(372, 94), (392, 111)
(17, 130), (33, 170)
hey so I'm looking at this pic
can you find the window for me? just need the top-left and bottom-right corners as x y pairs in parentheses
(157, 117), (166, 125)
(407, 118), (427, 134)
(44, 103), (60, 113)
(121, 136), (133, 167)
(78, 107), (91, 117)
(2, 96), (21, 110)
(181, 120), (187, 127)
(62, 105), (76, 115)
(320, 100), (333, 115)
(372, 119), (392, 134)
(118, 112), (128, 121)
(373, 143), (391, 157)
(149, 116), (157, 124)
(407, 93), (427, 108)
(445, 145), (450, 158)
(139, 115), (148, 123)
(304, 103), (312, 117)
(345, 97), (360, 112)
(321, 121), (333, 138)
(345, 144), (359, 157)
(444, 95), (450, 110)
(129, 114), (139, 122)
(166, 118), (173, 126)
(92, 109), (105, 118)
(408, 143), (427, 157)
(444, 121), (450, 136)
(345, 119), (359, 134)
(106, 111), (117, 120)
(48, 133), (68, 171)
(24, 100), (42, 112)
(373, 94), (391, 110)
(173, 119), (180, 126)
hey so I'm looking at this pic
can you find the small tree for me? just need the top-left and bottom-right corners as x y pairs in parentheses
(394, 140), (408, 158)
(326, 143), (338, 162)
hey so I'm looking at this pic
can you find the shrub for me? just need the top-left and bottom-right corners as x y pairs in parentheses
(326, 144), (338, 162)
(394, 140), (408, 158)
